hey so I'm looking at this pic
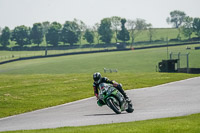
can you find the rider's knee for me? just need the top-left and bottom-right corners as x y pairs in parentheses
(97, 99), (105, 106)
(117, 83), (122, 89)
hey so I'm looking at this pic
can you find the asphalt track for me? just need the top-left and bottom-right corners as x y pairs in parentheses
(0, 77), (200, 131)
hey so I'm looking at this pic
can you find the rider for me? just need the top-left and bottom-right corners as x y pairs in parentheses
(93, 72), (130, 106)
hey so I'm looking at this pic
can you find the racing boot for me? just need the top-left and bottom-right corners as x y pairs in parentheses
(117, 84), (131, 104)
(97, 99), (106, 107)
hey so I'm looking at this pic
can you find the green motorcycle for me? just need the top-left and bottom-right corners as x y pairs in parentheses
(97, 83), (134, 114)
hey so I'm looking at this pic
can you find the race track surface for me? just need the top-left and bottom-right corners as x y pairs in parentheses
(0, 77), (200, 131)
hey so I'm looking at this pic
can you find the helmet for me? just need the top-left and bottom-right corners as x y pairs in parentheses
(93, 72), (101, 84)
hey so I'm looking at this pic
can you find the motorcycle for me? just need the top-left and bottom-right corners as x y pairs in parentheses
(97, 83), (134, 114)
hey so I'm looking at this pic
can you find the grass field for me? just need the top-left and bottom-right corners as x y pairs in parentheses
(0, 47), (117, 62)
(0, 44), (200, 74)
(1, 113), (200, 133)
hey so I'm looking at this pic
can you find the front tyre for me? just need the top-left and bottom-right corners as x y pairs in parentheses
(107, 98), (121, 114)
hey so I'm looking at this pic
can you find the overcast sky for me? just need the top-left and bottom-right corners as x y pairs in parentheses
(0, 0), (200, 29)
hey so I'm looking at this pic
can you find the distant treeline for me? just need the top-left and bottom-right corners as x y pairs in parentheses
(0, 10), (200, 50)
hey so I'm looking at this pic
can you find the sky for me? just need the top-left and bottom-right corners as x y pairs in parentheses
(0, 0), (200, 29)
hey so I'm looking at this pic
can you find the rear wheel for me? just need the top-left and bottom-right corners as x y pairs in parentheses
(126, 102), (134, 113)
(107, 98), (121, 114)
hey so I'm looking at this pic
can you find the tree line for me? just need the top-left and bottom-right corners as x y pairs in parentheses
(0, 10), (200, 48)
(167, 10), (200, 40)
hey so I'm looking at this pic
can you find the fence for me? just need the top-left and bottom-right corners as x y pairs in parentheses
(104, 68), (118, 73)
(170, 52), (190, 73)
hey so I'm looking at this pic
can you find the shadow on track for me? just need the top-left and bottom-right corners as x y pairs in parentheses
(84, 112), (126, 116)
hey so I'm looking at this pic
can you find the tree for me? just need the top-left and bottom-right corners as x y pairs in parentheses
(181, 16), (193, 39)
(84, 29), (94, 44)
(30, 23), (44, 45)
(147, 24), (156, 43)
(98, 18), (113, 44)
(127, 19), (135, 46)
(0, 26), (11, 47)
(127, 18), (148, 47)
(61, 21), (81, 46)
(111, 16), (121, 43)
(42, 21), (50, 47)
(93, 23), (100, 44)
(193, 18), (200, 38)
(167, 10), (186, 28)
(46, 22), (62, 46)
(11, 25), (30, 47)
(73, 19), (86, 45)
(0, 27), (2, 35)
(117, 18), (130, 44)
(42, 21), (50, 35)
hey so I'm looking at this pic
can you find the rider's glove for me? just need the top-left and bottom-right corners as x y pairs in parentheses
(113, 81), (119, 87)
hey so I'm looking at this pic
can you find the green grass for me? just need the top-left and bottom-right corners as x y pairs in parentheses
(0, 73), (199, 118)
(0, 47), (116, 62)
(0, 44), (200, 74)
(0, 74), (91, 118)
(1, 113), (200, 133)
(135, 28), (196, 42)
(0, 47), (116, 57)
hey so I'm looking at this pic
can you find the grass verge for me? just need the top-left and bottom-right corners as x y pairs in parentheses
(1, 113), (200, 133)
(0, 73), (199, 118)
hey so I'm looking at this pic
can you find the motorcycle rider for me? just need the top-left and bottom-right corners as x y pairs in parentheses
(93, 72), (131, 106)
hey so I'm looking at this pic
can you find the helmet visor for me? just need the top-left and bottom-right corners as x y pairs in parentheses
(94, 78), (101, 84)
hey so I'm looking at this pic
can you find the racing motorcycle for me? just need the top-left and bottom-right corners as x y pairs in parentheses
(98, 83), (134, 114)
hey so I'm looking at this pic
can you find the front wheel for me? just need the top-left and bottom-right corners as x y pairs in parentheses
(107, 98), (121, 114)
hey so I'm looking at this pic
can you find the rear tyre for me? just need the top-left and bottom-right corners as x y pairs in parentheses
(107, 98), (121, 114)
(126, 103), (134, 113)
